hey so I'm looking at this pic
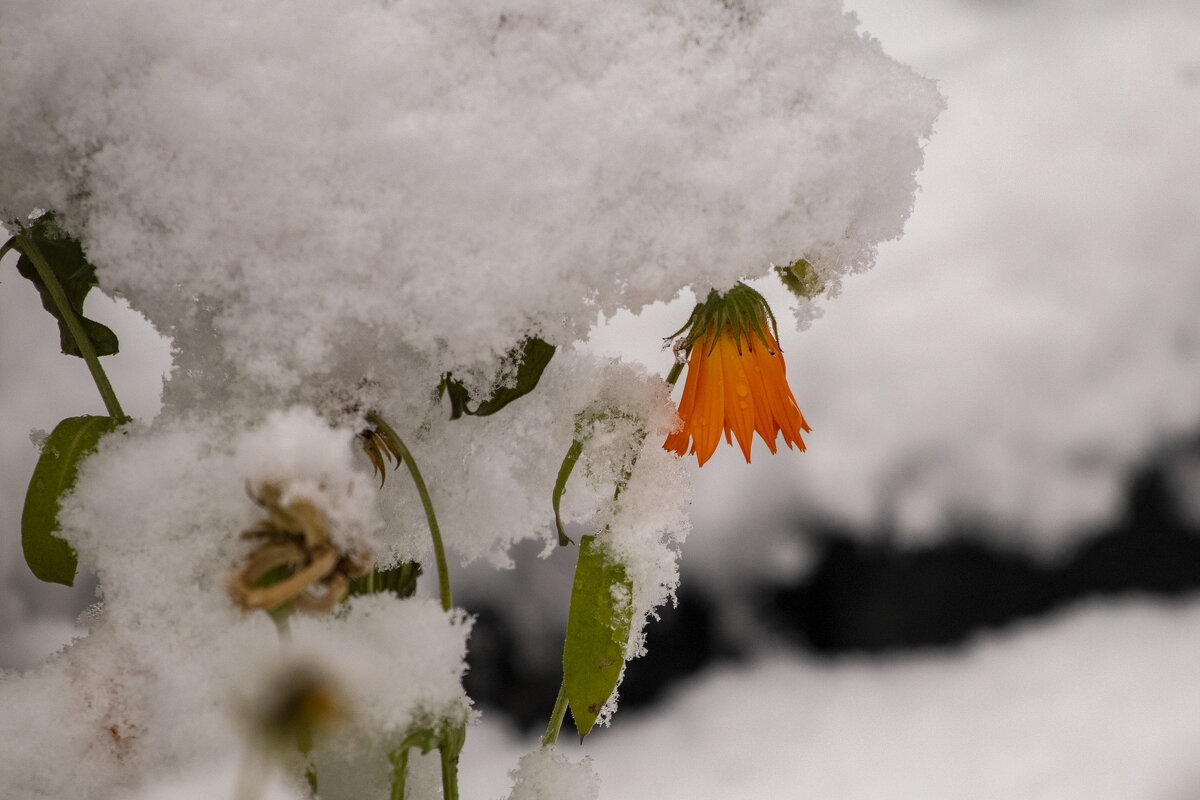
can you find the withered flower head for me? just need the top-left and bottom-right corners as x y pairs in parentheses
(244, 659), (349, 749)
(359, 427), (402, 487)
(228, 482), (372, 616)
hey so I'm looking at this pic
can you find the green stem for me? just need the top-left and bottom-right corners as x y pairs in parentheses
(439, 742), (460, 800)
(541, 680), (570, 747)
(268, 605), (292, 642)
(389, 746), (411, 800)
(665, 360), (684, 387)
(544, 359), (684, 742)
(14, 233), (126, 420)
(367, 412), (452, 612)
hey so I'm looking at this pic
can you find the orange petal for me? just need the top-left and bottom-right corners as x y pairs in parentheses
(741, 337), (779, 454)
(753, 335), (807, 451)
(718, 334), (756, 462)
(690, 336), (724, 466)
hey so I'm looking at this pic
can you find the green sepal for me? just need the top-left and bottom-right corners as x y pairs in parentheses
(665, 282), (782, 360)
(22, 415), (123, 585)
(347, 561), (422, 599)
(439, 337), (555, 419)
(389, 716), (467, 800)
(8, 214), (120, 358)
(563, 535), (634, 740)
(775, 258), (824, 300)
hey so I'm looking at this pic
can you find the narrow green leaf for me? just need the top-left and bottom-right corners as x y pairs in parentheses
(440, 337), (555, 418)
(438, 379), (473, 421)
(551, 438), (585, 547)
(21, 415), (121, 585)
(563, 535), (634, 740)
(471, 337), (555, 415)
(11, 213), (119, 358)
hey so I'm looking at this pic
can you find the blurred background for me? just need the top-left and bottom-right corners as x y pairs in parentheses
(4, 0), (1200, 795)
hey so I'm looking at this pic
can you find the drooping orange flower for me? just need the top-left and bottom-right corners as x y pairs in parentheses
(664, 284), (810, 466)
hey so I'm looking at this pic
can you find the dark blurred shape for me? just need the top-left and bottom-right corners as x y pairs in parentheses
(615, 587), (726, 708)
(462, 605), (562, 731)
(464, 587), (726, 732)
(771, 451), (1200, 651)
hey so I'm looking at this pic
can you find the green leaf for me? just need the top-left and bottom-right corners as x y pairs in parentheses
(9, 213), (120, 358)
(440, 337), (555, 419)
(551, 438), (584, 547)
(21, 415), (122, 585)
(563, 535), (634, 740)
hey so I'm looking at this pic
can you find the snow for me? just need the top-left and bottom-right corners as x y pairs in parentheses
(1, 0), (1196, 796)
(0, 0), (938, 407)
(504, 748), (600, 800)
(463, 596), (1200, 800)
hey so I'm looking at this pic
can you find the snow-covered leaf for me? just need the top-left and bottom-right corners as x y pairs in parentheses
(563, 535), (633, 740)
(442, 337), (556, 419)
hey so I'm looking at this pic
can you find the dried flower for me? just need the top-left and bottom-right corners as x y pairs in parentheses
(664, 283), (810, 466)
(228, 482), (372, 615)
(244, 659), (349, 747)
(360, 427), (402, 486)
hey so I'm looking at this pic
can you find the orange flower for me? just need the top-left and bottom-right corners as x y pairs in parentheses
(664, 285), (810, 466)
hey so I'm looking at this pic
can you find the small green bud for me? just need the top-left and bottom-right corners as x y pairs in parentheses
(774, 259), (824, 299)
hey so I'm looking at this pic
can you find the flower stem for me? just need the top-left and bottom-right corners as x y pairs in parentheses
(366, 412), (452, 613)
(541, 680), (570, 747)
(267, 605), (292, 642)
(14, 232), (126, 420)
(665, 361), (684, 387)
(439, 741), (460, 800)
(389, 746), (411, 800)
(544, 359), (684, 742)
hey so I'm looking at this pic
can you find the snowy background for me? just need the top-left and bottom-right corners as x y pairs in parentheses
(4, 0), (1200, 796)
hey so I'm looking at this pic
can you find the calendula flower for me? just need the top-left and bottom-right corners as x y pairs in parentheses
(664, 283), (810, 466)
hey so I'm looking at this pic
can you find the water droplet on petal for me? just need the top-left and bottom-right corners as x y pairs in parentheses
(735, 381), (750, 397)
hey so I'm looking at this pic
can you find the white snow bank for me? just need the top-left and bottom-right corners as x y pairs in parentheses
(462, 594), (1200, 799)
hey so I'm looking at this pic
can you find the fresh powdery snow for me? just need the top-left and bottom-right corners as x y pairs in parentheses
(0, 0), (940, 796)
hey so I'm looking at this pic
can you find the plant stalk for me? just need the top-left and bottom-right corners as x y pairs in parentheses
(14, 233), (126, 420)
(367, 412), (452, 612)
(544, 359), (684, 742)
(439, 742), (460, 800)
(389, 746), (410, 800)
(541, 680), (570, 747)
